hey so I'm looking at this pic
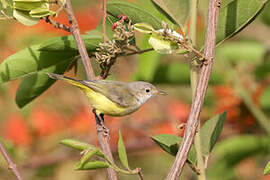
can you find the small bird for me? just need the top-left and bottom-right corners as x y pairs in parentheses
(47, 73), (166, 117)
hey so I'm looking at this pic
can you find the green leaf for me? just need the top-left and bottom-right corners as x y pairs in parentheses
(151, 134), (196, 165)
(151, 0), (189, 27)
(118, 131), (130, 170)
(107, 0), (162, 29)
(216, 0), (266, 45)
(29, 7), (55, 18)
(13, 1), (45, 11)
(76, 149), (100, 169)
(38, 34), (103, 52)
(60, 139), (92, 151)
(200, 112), (227, 155)
(15, 59), (71, 108)
(151, 134), (181, 156)
(0, 44), (75, 83)
(264, 161), (270, 175)
(260, 2), (270, 26)
(13, 9), (39, 26)
(134, 23), (154, 34)
(74, 161), (109, 170)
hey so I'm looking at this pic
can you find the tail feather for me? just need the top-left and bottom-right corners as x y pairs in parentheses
(47, 73), (89, 90)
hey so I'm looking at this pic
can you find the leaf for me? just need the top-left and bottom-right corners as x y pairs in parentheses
(74, 161), (109, 170)
(264, 161), (270, 175)
(15, 59), (71, 108)
(13, 9), (39, 26)
(0, 44), (76, 83)
(134, 23), (154, 34)
(200, 112), (227, 155)
(151, 0), (189, 27)
(151, 134), (196, 165)
(76, 149), (99, 169)
(255, 52), (270, 81)
(60, 139), (92, 151)
(38, 34), (103, 52)
(107, 0), (162, 29)
(118, 131), (130, 170)
(216, 0), (266, 45)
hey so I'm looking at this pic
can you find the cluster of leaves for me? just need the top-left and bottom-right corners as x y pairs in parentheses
(0, 0), (66, 26)
(60, 131), (141, 176)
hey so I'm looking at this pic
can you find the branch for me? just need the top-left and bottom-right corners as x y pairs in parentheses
(165, 0), (221, 179)
(103, 0), (107, 43)
(64, 0), (95, 80)
(64, 1), (118, 179)
(0, 140), (22, 180)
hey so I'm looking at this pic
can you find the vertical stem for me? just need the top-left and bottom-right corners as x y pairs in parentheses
(64, 1), (117, 179)
(189, 0), (206, 179)
(64, 0), (95, 80)
(166, 0), (221, 179)
(0, 140), (22, 180)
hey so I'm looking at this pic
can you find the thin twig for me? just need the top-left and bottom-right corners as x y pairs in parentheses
(137, 168), (144, 180)
(165, 0), (221, 179)
(0, 140), (22, 180)
(123, 48), (154, 56)
(42, 16), (71, 32)
(103, 0), (107, 43)
(63, 1), (118, 179)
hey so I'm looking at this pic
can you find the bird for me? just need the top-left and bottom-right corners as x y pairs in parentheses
(47, 73), (166, 117)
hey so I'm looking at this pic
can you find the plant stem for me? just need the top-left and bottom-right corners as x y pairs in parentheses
(189, 0), (206, 179)
(165, 0), (221, 179)
(64, 1), (117, 179)
(0, 140), (22, 180)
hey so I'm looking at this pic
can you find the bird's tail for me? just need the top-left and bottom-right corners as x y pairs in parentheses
(47, 73), (89, 90)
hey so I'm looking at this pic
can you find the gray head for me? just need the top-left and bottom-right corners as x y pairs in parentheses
(128, 81), (166, 105)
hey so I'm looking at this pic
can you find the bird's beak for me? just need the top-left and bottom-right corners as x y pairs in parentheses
(156, 89), (167, 95)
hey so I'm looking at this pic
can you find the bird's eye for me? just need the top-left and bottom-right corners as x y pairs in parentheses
(145, 89), (150, 93)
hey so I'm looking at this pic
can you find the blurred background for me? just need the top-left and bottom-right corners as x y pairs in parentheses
(0, 0), (270, 179)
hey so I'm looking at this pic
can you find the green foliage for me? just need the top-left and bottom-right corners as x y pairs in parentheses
(118, 131), (131, 170)
(208, 135), (270, 179)
(151, 0), (189, 27)
(60, 139), (93, 151)
(259, 86), (270, 111)
(200, 112), (227, 155)
(216, 0), (266, 45)
(0, 44), (76, 107)
(151, 134), (196, 165)
(39, 34), (103, 52)
(107, 0), (162, 29)
(74, 161), (109, 170)
(264, 161), (270, 175)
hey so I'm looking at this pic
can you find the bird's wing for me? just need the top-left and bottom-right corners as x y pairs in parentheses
(80, 80), (137, 107)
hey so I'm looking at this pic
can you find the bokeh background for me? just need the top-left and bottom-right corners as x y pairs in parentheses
(0, 0), (270, 179)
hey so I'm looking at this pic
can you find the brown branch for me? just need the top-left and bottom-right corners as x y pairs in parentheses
(64, 0), (95, 80)
(0, 140), (22, 180)
(165, 0), (221, 179)
(64, 1), (117, 179)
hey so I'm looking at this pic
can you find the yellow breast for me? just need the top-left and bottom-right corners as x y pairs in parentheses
(83, 89), (136, 116)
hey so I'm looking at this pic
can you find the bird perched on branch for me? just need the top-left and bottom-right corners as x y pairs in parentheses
(47, 73), (166, 117)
